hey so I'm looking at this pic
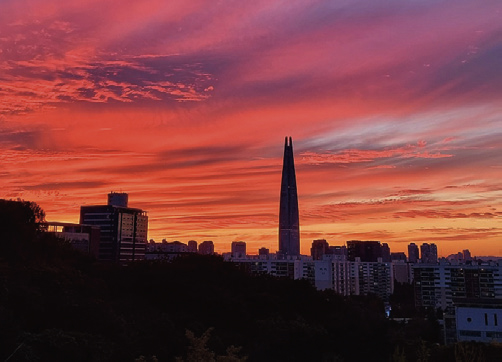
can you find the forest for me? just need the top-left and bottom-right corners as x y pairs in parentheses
(1, 199), (500, 361)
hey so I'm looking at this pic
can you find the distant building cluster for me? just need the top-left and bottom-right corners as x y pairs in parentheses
(39, 137), (502, 344)
(142, 238), (445, 304)
(145, 239), (214, 260)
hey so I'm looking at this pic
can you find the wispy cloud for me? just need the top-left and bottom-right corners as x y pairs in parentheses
(300, 141), (453, 166)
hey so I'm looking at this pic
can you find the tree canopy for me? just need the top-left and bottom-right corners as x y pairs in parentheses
(1, 199), (501, 361)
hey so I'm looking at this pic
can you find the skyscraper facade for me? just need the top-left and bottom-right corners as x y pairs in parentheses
(279, 137), (300, 256)
(80, 192), (148, 263)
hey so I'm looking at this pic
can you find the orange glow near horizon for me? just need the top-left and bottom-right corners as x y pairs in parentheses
(1, 0), (501, 258)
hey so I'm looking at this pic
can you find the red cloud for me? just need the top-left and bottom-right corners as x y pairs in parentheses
(299, 141), (453, 165)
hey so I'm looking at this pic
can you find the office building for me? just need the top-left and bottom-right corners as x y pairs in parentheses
(42, 221), (100, 258)
(80, 192), (148, 263)
(279, 137), (300, 257)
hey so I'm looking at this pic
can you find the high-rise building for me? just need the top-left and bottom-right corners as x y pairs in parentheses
(420, 243), (438, 264)
(199, 240), (214, 255)
(231, 241), (246, 258)
(408, 243), (419, 263)
(227, 255), (394, 301)
(413, 262), (502, 310)
(347, 240), (383, 262)
(80, 192), (148, 263)
(278, 137), (300, 256)
(187, 240), (198, 253)
(390, 252), (407, 262)
(381, 243), (391, 262)
(311, 239), (329, 260)
(329, 245), (347, 258)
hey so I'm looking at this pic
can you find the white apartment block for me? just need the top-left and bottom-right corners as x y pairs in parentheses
(413, 261), (502, 310)
(231, 256), (394, 301)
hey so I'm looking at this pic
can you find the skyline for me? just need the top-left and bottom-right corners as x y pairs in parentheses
(1, 0), (501, 256)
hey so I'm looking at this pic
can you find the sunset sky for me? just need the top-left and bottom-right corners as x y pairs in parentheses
(1, 0), (501, 256)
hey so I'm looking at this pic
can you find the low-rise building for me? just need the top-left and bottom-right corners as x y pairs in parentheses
(145, 240), (192, 260)
(42, 221), (100, 258)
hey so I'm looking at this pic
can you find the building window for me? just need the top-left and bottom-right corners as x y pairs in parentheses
(486, 331), (502, 338)
(485, 313), (488, 326)
(467, 318), (472, 323)
(459, 330), (482, 337)
(495, 314), (498, 326)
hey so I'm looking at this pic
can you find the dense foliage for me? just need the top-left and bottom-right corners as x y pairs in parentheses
(1, 199), (501, 361)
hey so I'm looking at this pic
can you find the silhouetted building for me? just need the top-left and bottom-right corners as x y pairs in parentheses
(199, 240), (214, 255)
(311, 239), (329, 260)
(392, 261), (413, 284)
(80, 192), (148, 263)
(42, 222), (100, 258)
(329, 245), (347, 258)
(279, 137), (300, 257)
(408, 243), (419, 263)
(108, 192), (128, 207)
(382, 243), (391, 262)
(420, 243), (438, 264)
(391, 252), (407, 262)
(258, 247), (270, 256)
(188, 240), (198, 253)
(146, 240), (190, 260)
(347, 240), (383, 262)
(231, 241), (246, 258)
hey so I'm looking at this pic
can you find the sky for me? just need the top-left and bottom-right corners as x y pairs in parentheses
(1, 0), (501, 257)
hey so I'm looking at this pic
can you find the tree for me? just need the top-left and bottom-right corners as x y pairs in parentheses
(176, 329), (247, 362)
(0, 199), (46, 260)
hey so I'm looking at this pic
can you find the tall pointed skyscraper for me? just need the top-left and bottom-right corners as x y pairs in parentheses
(279, 137), (300, 256)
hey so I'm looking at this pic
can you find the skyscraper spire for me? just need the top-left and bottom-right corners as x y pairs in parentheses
(279, 137), (300, 256)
